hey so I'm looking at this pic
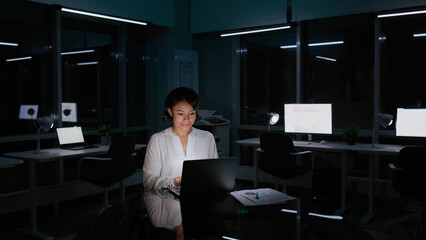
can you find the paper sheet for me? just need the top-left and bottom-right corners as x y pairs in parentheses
(230, 188), (296, 206)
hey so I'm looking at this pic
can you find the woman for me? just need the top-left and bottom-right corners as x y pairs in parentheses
(143, 87), (218, 190)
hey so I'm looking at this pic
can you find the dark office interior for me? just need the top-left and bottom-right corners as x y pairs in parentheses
(1, 0), (426, 239)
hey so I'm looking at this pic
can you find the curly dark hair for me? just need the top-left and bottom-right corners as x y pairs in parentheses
(163, 87), (200, 121)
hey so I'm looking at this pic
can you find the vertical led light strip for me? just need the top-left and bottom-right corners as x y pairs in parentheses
(61, 8), (147, 26)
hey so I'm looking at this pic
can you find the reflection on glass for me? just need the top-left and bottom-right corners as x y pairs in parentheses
(143, 190), (183, 239)
(61, 16), (118, 128)
(0, 1), (53, 136)
(240, 29), (297, 126)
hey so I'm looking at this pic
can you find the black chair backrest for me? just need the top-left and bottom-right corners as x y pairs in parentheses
(394, 146), (426, 200)
(259, 132), (297, 179)
(107, 135), (137, 184)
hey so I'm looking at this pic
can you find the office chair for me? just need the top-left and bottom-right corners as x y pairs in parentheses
(257, 132), (314, 193)
(77, 135), (137, 209)
(386, 146), (426, 239)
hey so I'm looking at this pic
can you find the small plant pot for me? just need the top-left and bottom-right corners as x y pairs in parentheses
(100, 136), (111, 145)
(346, 135), (356, 145)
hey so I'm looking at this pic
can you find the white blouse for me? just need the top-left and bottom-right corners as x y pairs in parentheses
(143, 127), (218, 190)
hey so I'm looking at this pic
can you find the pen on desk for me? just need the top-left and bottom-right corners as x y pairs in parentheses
(256, 192), (259, 199)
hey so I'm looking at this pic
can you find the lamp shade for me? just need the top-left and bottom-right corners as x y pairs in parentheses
(377, 113), (393, 128)
(268, 113), (280, 126)
(37, 116), (54, 132)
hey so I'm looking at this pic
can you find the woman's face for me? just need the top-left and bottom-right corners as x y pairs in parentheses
(168, 101), (197, 134)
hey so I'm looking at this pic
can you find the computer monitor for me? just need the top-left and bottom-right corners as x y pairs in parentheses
(396, 108), (426, 137)
(284, 103), (332, 135)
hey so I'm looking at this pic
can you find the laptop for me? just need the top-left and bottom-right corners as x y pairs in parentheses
(56, 126), (98, 150)
(168, 157), (238, 199)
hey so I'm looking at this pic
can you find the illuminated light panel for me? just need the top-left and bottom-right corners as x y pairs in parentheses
(308, 41), (344, 47)
(6, 56), (32, 62)
(316, 56), (337, 62)
(280, 209), (297, 214)
(220, 26), (290, 37)
(61, 8), (147, 26)
(76, 61), (98, 66)
(222, 236), (239, 240)
(280, 41), (344, 49)
(308, 212), (343, 220)
(0, 41), (19, 46)
(413, 33), (426, 38)
(61, 49), (95, 55)
(280, 45), (297, 49)
(378, 9), (426, 18)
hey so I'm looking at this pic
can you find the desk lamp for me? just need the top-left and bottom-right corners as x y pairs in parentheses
(372, 113), (393, 148)
(34, 116), (54, 154)
(267, 112), (279, 132)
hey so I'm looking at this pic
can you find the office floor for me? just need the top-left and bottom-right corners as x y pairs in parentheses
(0, 184), (424, 240)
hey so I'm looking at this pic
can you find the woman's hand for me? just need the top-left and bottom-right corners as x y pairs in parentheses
(173, 176), (182, 186)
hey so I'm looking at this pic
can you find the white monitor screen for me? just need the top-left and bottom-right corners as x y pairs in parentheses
(396, 108), (426, 137)
(56, 126), (85, 145)
(284, 103), (332, 134)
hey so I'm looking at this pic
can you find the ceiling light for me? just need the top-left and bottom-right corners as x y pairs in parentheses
(413, 33), (426, 38)
(61, 8), (147, 26)
(316, 56), (336, 62)
(6, 56), (32, 62)
(280, 45), (297, 49)
(76, 61), (98, 66)
(308, 41), (344, 47)
(378, 9), (426, 18)
(220, 26), (290, 37)
(0, 41), (19, 47)
(61, 49), (95, 55)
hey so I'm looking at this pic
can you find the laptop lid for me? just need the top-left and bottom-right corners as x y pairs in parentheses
(179, 157), (238, 199)
(56, 126), (85, 146)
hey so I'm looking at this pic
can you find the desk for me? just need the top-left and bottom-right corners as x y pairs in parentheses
(236, 138), (405, 223)
(0, 157), (24, 169)
(74, 189), (374, 240)
(3, 143), (146, 240)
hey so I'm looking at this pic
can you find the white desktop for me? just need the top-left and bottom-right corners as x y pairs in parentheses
(396, 108), (426, 137)
(284, 103), (332, 141)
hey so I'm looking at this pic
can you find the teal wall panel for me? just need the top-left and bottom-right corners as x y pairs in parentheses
(191, 0), (287, 34)
(293, 0), (426, 21)
(30, 0), (174, 27)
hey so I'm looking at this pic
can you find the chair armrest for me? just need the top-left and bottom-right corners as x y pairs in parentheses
(289, 150), (312, 156)
(388, 163), (403, 171)
(290, 150), (314, 172)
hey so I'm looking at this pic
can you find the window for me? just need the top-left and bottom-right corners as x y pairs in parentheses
(61, 17), (119, 129)
(0, 2), (52, 136)
(381, 11), (426, 130)
(304, 14), (375, 129)
(240, 29), (297, 127)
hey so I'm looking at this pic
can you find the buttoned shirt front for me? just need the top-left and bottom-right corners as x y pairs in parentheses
(143, 127), (218, 190)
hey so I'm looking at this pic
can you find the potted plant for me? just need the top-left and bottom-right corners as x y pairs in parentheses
(341, 124), (360, 145)
(97, 123), (114, 145)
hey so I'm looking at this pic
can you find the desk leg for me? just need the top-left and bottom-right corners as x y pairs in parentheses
(19, 161), (54, 240)
(334, 151), (348, 215)
(360, 154), (376, 224)
(253, 148), (258, 188)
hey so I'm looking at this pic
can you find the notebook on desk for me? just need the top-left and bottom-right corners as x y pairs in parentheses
(168, 157), (238, 199)
(56, 126), (98, 150)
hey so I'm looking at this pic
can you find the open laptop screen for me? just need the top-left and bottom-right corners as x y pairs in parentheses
(56, 126), (85, 145)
